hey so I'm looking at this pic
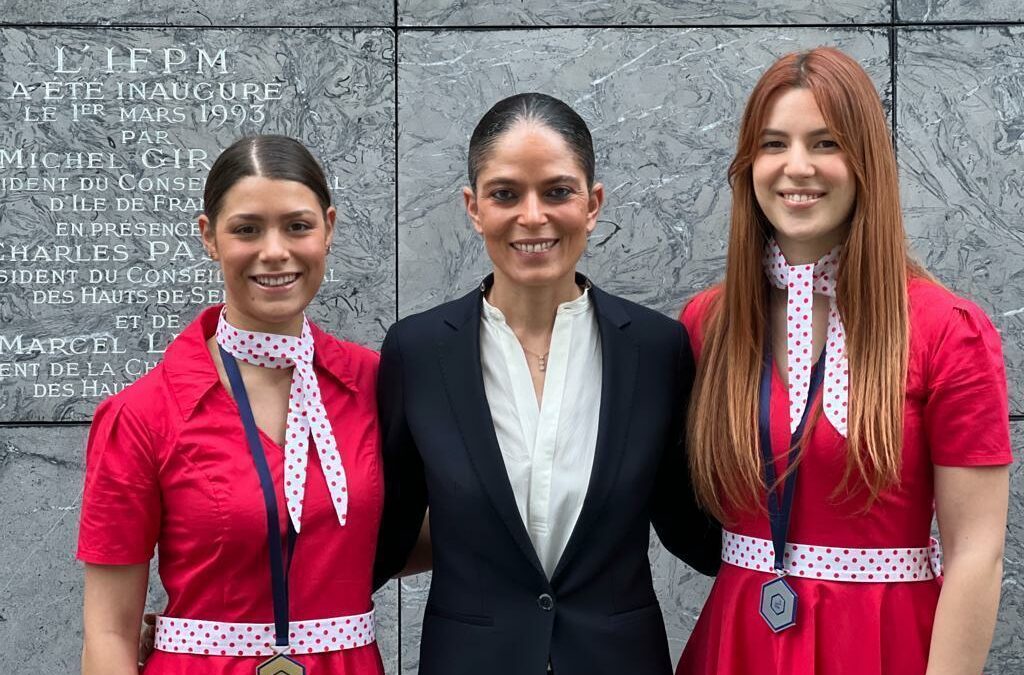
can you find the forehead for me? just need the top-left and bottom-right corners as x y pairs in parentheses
(479, 122), (585, 177)
(219, 176), (322, 212)
(763, 88), (828, 133)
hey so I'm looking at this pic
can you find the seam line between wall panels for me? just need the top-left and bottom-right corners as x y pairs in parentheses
(889, 26), (898, 163)
(3, 21), (1022, 30)
(392, 9), (403, 671)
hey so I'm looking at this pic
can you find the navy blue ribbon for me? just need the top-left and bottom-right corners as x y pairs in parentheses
(220, 346), (298, 649)
(757, 340), (827, 572)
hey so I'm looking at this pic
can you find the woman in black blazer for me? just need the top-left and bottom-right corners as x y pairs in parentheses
(374, 93), (719, 675)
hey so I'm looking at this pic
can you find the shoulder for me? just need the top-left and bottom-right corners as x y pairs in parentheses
(908, 277), (974, 322)
(678, 286), (722, 357)
(907, 277), (1004, 384)
(385, 288), (479, 352)
(908, 277), (999, 350)
(310, 323), (381, 391)
(679, 286), (721, 329)
(590, 286), (684, 349)
(105, 361), (173, 419)
(89, 362), (174, 450)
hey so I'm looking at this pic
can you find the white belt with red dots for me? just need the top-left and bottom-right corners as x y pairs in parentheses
(722, 530), (942, 582)
(153, 609), (375, 657)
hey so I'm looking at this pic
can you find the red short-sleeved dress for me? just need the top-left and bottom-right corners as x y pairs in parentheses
(77, 306), (384, 675)
(676, 278), (1012, 675)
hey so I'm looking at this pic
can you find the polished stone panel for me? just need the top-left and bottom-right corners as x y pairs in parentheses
(650, 533), (714, 664)
(399, 0), (890, 26)
(0, 426), (88, 672)
(399, 572), (432, 674)
(397, 27), (889, 318)
(898, 0), (1024, 22)
(3, 1), (392, 25)
(0, 28), (395, 421)
(897, 26), (1024, 413)
(375, 581), (401, 675)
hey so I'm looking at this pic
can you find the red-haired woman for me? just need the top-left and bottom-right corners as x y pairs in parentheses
(677, 47), (1011, 675)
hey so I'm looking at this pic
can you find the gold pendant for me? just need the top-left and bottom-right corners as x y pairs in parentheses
(257, 652), (306, 675)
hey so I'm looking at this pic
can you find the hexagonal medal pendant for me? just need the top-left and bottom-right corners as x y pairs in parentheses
(257, 653), (306, 675)
(759, 575), (797, 632)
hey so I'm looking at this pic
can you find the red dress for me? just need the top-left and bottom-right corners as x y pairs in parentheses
(77, 306), (384, 675)
(676, 279), (1012, 675)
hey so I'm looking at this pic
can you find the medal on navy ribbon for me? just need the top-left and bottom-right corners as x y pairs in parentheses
(759, 575), (798, 632)
(257, 652), (306, 675)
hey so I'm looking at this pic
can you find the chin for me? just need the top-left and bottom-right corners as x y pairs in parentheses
(775, 224), (839, 243)
(233, 299), (309, 331)
(508, 268), (573, 288)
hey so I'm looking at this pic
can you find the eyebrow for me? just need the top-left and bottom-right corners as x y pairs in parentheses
(480, 174), (583, 189)
(226, 209), (318, 222)
(762, 127), (832, 137)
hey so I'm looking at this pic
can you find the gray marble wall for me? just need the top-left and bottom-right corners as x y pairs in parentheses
(0, 2), (1021, 674)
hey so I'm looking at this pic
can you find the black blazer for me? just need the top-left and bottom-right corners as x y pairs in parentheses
(374, 277), (720, 675)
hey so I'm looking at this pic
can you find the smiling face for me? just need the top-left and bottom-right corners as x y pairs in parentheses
(752, 87), (857, 263)
(200, 175), (335, 335)
(464, 121), (603, 294)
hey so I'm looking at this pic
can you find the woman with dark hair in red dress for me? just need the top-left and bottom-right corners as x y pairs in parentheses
(78, 135), (384, 675)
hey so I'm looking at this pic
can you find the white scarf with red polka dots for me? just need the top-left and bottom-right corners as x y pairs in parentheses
(763, 239), (849, 438)
(216, 311), (348, 532)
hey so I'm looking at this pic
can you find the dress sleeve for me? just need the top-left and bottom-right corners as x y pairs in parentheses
(76, 398), (161, 564)
(925, 300), (1013, 467)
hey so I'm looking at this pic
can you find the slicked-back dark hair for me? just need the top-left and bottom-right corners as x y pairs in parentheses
(204, 135), (331, 225)
(467, 92), (596, 190)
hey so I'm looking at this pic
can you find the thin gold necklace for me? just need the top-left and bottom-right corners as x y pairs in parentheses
(520, 345), (549, 372)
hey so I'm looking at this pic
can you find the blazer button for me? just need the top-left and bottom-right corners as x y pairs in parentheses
(537, 593), (554, 611)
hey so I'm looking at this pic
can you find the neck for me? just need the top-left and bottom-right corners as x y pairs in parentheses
(774, 232), (844, 266)
(486, 270), (582, 334)
(223, 305), (304, 337)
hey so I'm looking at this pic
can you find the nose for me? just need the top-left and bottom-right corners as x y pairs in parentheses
(783, 144), (815, 179)
(517, 191), (546, 228)
(259, 228), (290, 262)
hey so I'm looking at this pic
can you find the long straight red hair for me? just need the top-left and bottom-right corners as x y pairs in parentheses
(689, 47), (931, 523)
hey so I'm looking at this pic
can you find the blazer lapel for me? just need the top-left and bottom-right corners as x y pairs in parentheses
(437, 286), (547, 578)
(552, 286), (638, 583)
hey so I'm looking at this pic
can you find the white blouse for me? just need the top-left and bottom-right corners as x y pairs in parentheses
(479, 290), (603, 578)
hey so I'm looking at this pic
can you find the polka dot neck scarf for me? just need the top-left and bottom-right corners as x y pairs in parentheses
(763, 238), (849, 438)
(216, 310), (348, 532)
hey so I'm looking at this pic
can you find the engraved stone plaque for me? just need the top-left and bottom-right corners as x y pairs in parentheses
(0, 28), (396, 421)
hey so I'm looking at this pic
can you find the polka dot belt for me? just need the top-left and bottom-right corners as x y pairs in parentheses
(154, 609), (375, 657)
(722, 530), (943, 582)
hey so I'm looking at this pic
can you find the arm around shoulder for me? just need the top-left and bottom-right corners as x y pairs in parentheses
(373, 322), (430, 589)
(650, 321), (721, 576)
